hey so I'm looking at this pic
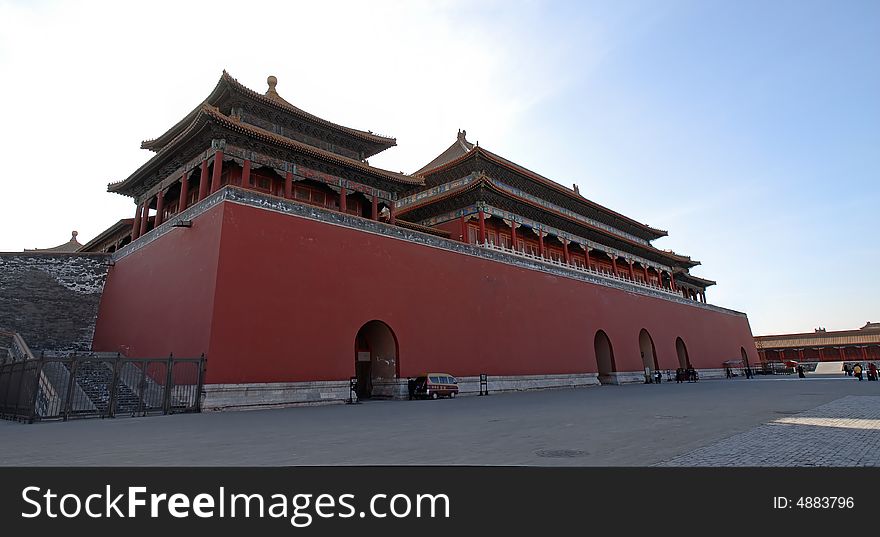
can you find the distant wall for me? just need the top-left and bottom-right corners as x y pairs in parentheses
(0, 253), (110, 351)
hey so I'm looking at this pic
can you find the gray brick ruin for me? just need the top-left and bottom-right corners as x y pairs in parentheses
(0, 253), (111, 352)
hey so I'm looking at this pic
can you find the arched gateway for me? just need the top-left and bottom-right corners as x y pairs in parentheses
(354, 320), (398, 398)
(639, 329), (659, 375)
(675, 337), (691, 369)
(741, 346), (750, 371)
(594, 330), (616, 385)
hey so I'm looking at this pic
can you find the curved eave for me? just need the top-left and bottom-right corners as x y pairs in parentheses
(200, 106), (420, 185)
(110, 111), (214, 195)
(111, 106), (422, 197)
(400, 176), (694, 267)
(141, 71), (396, 153)
(422, 147), (668, 240)
(78, 219), (133, 252)
(676, 272), (715, 287)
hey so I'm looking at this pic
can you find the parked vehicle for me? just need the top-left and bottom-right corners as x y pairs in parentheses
(409, 373), (459, 399)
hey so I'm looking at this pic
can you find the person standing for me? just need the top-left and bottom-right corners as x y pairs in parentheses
(854, 363), (863, 381)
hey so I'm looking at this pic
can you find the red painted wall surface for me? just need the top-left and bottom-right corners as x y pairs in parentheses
(92, 204), (224, 359)
(197, 201), (759, 384)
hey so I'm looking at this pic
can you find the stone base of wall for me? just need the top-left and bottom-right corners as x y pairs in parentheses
(696, 368), (726, 380)
(204, 369), (726, 409)
(374, 373), (602, 398)
(203, 373), (601, 409)
(598, 371), (648, 385)
(458, 373), (600, 394)
(203, 380), (352, 410)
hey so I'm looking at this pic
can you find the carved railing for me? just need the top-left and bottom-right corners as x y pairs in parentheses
(0, 352), (207, 423)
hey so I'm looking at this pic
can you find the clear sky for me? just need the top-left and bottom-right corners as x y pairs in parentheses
(0, 0), (877, 335)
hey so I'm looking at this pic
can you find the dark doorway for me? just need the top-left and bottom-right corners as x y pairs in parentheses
(676, 337), (691, 369)
(354, 320), (398, 399)
(594, 330), (616, 385)
(741, 347), (750, 370)
(639, 329), (659, 374)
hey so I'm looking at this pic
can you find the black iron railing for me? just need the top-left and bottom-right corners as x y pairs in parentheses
(0, 353), (206, 423)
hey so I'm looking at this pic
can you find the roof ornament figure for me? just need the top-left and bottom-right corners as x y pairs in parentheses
(266, 75), (279, 98)
(25, 230), (82, 253)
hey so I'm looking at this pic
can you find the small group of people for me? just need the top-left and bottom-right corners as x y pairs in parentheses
(843, 362), (878, 381)
(675, 367), (698, 383)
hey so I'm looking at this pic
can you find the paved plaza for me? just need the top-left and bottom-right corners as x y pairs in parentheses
(658, 395), (880, 466)
(1, 375), (879, 466)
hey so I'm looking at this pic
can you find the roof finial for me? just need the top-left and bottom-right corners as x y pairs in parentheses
(71, 231), (78, 241)
(266, 75), (279, 97)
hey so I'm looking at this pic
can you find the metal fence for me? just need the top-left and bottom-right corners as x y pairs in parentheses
(0, 353), (206, 423)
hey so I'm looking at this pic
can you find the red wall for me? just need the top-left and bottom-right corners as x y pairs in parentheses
(92, 204), (224, 359)
(198, 202), (758, 384)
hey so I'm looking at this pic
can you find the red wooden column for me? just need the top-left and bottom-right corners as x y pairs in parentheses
(627, 260), (635, 280)
(371, 196), (379, 220)
(240, 159), (251, 189)
(510, 221), (517, 251)
(818, 348), (824, 361)
(611, 256), (618, 276)
(478, 210), (486, 244)
(798, 349), (805, 362)
(643, 265), (649, 283)
(209, 149), (223, 194)
(197, 159), (209, 201)
(538, 230), (545, 257)
(177, 173), (189, 212)
(862, 347), (869, 362)
(131, 204), (142, 240)
(838, 347), (845, 361)
(389, 202), (396, 225)
(563, 240), (570, 264)
(460, 216), (468, 243)
(585, 248), (592, 270)
(139, 197), (151, 235)
(657, 270), (664, 288)
(670, 272), (677, 291)
(284, 172), (293, 199)
(154, 190), (165, 227)
(339, 186), (347, 213)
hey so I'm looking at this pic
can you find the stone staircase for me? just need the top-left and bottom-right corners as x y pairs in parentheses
(70, 360), (142, 416)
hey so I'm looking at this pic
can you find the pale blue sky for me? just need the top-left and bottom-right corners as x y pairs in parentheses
(0, 0), (876, 335)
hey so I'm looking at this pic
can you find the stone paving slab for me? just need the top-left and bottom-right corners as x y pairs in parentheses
(2, 377), (879, 466)
(657, 396), (880, 467)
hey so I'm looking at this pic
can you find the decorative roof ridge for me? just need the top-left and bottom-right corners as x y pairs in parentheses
(141, 71), (396, 152)
(420, 144), (668, 239)
(475, 179), (697, 266)
(112, 105), (422, 196)
(25, 231), (82, 253)
(198, 105), (422, 185)
(400, 175), (698, 267)
(412, 130), (474, 177)
(219, 71), (396, 145)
